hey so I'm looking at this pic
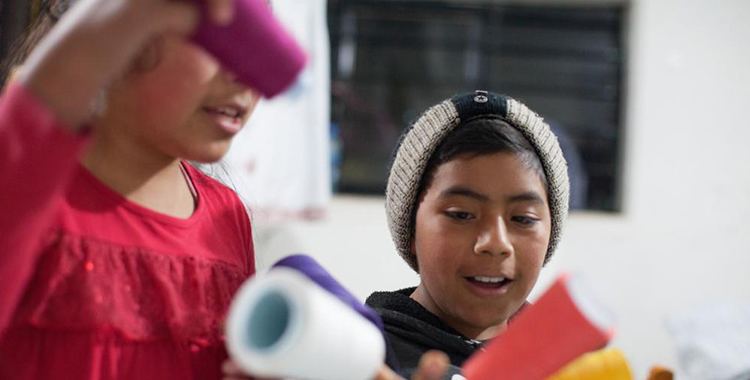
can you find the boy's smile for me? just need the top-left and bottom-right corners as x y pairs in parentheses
(464, 274), (513, 296)
(410, 152), (551, 340)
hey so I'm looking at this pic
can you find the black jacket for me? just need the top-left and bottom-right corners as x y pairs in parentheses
(366, 288), (484, 378)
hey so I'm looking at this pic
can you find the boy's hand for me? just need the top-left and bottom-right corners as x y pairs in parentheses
(374, 351), (449, 380)
(221, 350), (450, 380)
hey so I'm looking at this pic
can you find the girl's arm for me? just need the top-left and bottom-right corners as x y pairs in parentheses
(0, 0), (234, 338)
(0, 83), (89, 338)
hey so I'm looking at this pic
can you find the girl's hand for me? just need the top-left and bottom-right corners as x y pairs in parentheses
(222, 359), (275, 380)
(18, 0), (234, 129)
(221, 350), (449, 380)
(205, 0), (235, 25)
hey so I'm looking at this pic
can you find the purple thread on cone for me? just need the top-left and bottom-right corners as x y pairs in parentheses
(191, 0), (307, 98)
(272, 254), (385, 332)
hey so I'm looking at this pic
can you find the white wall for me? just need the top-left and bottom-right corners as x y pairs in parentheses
(250, 0), (750, 378)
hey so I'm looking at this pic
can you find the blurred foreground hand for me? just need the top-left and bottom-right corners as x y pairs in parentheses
(223, 350), (450, 380)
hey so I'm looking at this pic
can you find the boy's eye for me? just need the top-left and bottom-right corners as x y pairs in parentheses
(445, 211), (474, 221)
(511, 215), (540, 226)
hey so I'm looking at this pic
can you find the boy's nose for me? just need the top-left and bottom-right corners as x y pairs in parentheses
(474, 217), (514, 257)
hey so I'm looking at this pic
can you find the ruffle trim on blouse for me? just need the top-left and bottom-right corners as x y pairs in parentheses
(14, 232), (249, 345)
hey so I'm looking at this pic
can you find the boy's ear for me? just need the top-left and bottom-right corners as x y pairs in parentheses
(410, 238), (416, 256)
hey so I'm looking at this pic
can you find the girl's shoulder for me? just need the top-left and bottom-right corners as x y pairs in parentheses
(182, 162), (239, 197)
(181, 161), (248, 214)
(181, 162), (254, 269)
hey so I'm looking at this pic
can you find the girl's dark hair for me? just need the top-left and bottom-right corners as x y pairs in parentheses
(416, 117), (548, 199)
(1, 0), (161, 86)
(0, 0), (66, 84)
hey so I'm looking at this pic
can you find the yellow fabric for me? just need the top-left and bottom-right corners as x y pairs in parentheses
(545, 348), (634, 380)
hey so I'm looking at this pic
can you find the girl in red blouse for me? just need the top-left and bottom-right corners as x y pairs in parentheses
(0, 0), (258, 378)
(0, 0), (449, 379)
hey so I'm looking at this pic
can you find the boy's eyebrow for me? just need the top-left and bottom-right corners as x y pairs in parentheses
(507, 191), (546, 205)
(440, 186), (545, 204)
(440, 186), (489, 202)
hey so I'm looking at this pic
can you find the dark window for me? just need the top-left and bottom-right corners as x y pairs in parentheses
(329, 0), (626, 211)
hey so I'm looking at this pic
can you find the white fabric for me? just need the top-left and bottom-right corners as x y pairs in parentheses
(225, 0), (331, 221)
(666, 301), (750, 380)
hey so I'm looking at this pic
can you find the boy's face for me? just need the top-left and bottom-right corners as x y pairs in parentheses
(411, 152), (551, 340)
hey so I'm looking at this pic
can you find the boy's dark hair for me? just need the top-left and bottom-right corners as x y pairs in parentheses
(415, 117), (548, 202)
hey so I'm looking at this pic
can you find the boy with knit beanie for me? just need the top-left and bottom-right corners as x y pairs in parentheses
(366, 90), (570, 378)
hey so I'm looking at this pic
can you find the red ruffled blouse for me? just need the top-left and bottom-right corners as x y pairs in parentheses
(0, 84), (255, 379)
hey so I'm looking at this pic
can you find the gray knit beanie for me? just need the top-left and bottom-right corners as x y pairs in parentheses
(386, 90), (570, 272)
